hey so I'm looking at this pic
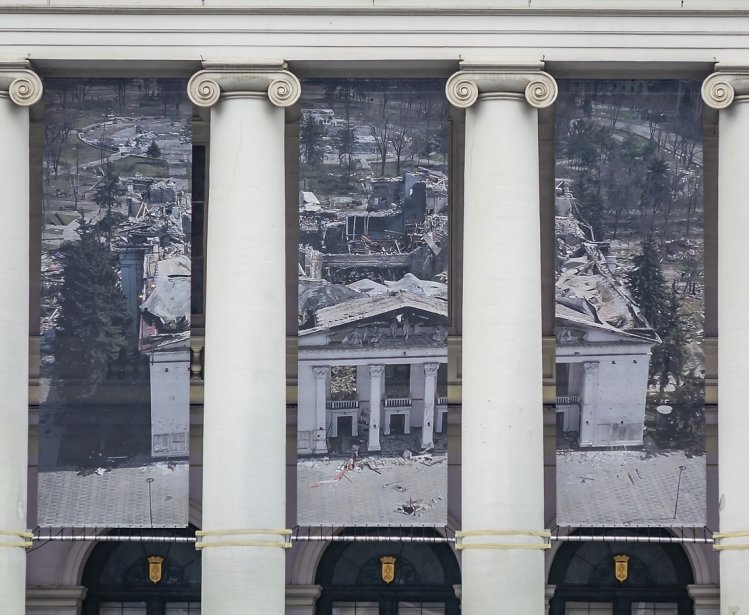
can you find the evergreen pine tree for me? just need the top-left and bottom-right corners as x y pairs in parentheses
(146, 139), (161, 158)
(53, 223), (132, 396)
(651, 284), (688, 399)
(94, 161), (124, 248)
(627, 236), (667, 332)
(300, 115), (325, 165)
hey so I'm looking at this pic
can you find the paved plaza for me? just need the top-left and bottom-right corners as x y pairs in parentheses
(557, 449), (706, 526)
(298, 454), (448, 526)
(38, 461), (189, 527)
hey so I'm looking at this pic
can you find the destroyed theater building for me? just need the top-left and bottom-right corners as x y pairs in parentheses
(298, 273), (448, 456)
(555, 191), (660, 448)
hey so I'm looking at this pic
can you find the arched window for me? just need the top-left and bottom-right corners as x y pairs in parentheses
(315, 529), (461, 615)
(548, 529), (694, 615)
(82, 529), (200, 615)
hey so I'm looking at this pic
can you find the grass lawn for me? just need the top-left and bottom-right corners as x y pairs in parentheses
(112, 155), (169, 177)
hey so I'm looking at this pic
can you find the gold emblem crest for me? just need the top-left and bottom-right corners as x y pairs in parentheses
(380, 555), (396, 584)
(147, 555), (164, 584)
(614, 554), (629, 583)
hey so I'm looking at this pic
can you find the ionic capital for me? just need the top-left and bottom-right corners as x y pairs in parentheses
(368, 364), (384, 378)
(187, 61), (301, 109)
(702, 66), (749, 109)
(424, 363), (441, 376)
(445, 61), (557, 109)
(313, 366), (329, 380)
(0, 60), (43, 107)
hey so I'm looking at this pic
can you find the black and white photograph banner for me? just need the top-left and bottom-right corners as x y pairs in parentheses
(554, 80), (706, 526)
(38, 79), (192, 527)
(296, 80), (449, 526)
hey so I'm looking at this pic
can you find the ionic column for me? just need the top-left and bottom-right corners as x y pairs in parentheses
(446, 62), (556, 614)
(702, 66), (749, 614)
(368, 365), (384, 452)
(0, 61), (41, 615)
(312, 366), (329, 453)
(579, 361), (599, 446)
(422, 363), (440, 449)
(188, 62), (300, 615)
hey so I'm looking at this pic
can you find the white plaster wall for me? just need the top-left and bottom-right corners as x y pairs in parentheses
(559, 346), (651, 445)
(297, 364), (317, 433)
(591, 354), (650, 444)
(149, 350), (191, 456)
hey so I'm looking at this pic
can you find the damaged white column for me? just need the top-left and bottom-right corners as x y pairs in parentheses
(368, 365), (384, 452)
(579, 361), (599, 446)
(313, 366), (329, 453)
(446, 62), (556, 614)
(421, 363), (440, 449)
(0, 61), (41, 615)
(702, 66), (749, 614)
(188, 62), (300, 615)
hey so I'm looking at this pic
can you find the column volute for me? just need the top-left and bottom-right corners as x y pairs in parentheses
(187, 61), (300, 108)
(0, 60), (43, 106)
(445, 61), (557, 109)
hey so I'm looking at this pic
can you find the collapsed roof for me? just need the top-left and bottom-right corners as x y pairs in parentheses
(302, 289), (447, 335)
(556, 216), (659, 344)
(141, 254), (191, 334)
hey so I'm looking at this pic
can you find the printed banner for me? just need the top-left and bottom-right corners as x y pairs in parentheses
(554, 80), (705, 526)
(297, 80), (449, 525)
(38, 79), (192, 527)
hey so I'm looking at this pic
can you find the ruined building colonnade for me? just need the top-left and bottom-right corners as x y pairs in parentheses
(0, 60), (42, 615)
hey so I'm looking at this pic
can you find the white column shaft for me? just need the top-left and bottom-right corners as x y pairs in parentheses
(580, 361), (599, 445)
(201, 95), (287, 615)
(368, 366), (383, 452)
(717, 98), (749, 613)
(0, 94), (29, 615)
(421, 363), (439, 448)
(0, 95), (30, 615)
(313, 368), (328, 453)
(461, 96), (544, 613)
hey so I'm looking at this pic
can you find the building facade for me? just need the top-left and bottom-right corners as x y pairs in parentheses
(3, 2), (749, 614)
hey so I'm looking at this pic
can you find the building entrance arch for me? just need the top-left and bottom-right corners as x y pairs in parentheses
(548, 529), (694, 615)
(81, 529), (200, 615)
(315, 529), (461, 615)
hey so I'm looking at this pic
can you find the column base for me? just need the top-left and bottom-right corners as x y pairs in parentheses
(687, 584), (719, 615)
(286, 584), (322, 615)
(26, 586), (88, 614)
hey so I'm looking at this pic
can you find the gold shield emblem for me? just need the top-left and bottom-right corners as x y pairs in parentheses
(380, 555), (396, 584)
(614, 554), (629, 583)
(147, 556), (164, 584)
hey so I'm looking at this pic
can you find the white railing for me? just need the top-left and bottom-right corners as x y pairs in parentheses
(437, 396), (448, 406)
(556, 396), (580, 405)
(326, 399), (359, 409)
(385, 397), (412, 408)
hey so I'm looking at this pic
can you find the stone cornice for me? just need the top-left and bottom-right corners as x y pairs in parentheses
(445, 61), (557, 109)
(187, 60), (300, 108)
(5, 2), (749, 17)
(0, 60), (42, 106)
(701, 64), (749, 109)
